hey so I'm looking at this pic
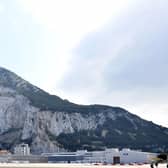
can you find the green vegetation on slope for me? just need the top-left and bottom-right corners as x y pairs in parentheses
(56, 117), (168, 152)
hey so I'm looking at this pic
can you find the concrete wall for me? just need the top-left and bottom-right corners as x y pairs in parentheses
(120, 149), (157, 164)
(0, 148), (157, 164)
(81, 148), (157, 164)
(9, 155), (48, 163)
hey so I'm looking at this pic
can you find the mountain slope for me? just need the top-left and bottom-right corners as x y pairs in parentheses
(0, 67), (168, 154)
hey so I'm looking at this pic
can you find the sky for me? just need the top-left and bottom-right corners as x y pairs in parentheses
(0, 0), (168, 127)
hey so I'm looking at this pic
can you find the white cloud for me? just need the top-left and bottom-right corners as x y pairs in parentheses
(0, 3), (4, 12)
(1, 0), (167, 125)
(18, 0), (132, 49)
(58, 0), (168, 127)
(12, 0), (168, 127)
(16, 0), (133, 92)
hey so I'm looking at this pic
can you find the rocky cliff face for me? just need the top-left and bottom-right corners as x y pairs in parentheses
(0, 67), (168, 154)
(0, 85), (121, 153)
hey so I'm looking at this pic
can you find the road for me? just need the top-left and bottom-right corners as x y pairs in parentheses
(0, 163), (167, 168)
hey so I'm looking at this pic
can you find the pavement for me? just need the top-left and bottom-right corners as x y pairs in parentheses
(0, 163), (167, 168)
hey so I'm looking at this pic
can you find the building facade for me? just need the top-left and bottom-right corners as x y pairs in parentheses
(43, 148), (157, 164)
(14, 143), (30, 156)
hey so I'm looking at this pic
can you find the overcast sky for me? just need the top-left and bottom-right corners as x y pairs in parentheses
(0, 0), (168, 127)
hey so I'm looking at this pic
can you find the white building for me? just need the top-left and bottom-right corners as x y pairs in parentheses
(82, 148), (157, 164)
(119, 148), (156, 164)
(14, 143), (30, 156)
(43, 148), (157, 164)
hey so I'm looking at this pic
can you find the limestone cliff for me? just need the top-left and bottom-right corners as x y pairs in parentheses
(0, 67), (168, 154)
